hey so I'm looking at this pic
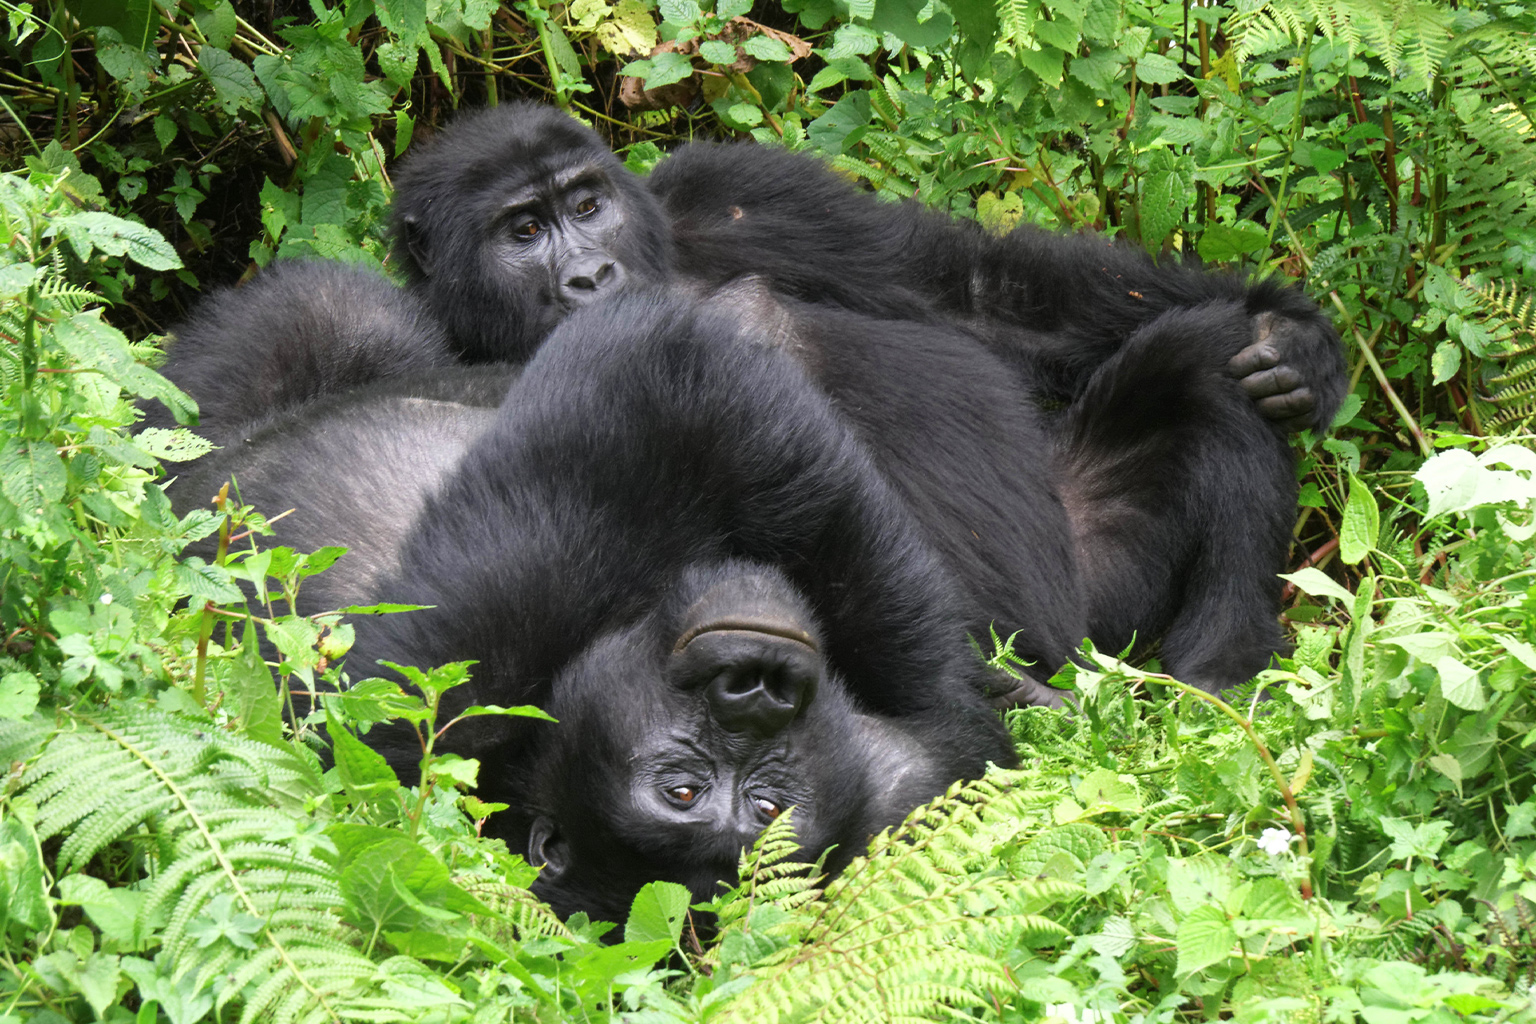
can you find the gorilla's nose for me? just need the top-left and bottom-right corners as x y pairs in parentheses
(560, 254), (625, 304)
(701, 640), (819, 735)
(671, 627), (821, 736)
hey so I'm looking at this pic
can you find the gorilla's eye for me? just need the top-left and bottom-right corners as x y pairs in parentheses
(753, 797), (782, 820)
(575, 197), (599, 217)
(511, 218), (540, 240)
(667, 785), (699, 804)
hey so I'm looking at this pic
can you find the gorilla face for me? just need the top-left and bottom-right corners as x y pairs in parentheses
(511, 565), (955, 924)
(390, 103), (674, 363)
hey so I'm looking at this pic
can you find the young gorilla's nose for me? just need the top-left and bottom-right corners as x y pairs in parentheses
(560, 255), (624, 304)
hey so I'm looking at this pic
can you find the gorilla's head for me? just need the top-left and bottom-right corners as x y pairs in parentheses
(495, 565), (978, 925)
(390, 103), (674, 363)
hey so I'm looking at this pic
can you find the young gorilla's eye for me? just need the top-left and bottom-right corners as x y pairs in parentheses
(575, 197), (599, 217)
(512, 218), (540, 239)
(667, 785), (698, 804)
(753, 797), (782, 820)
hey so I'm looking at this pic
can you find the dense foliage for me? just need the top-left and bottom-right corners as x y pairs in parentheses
(1, 0), (1533, 1019)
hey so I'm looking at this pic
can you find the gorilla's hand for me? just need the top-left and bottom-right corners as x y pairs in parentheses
(1229, 311), (1346, 433)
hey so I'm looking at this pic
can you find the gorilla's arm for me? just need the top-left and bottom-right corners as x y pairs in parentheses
(140, 261), (456, 441)
(647, 143), (1346, 432)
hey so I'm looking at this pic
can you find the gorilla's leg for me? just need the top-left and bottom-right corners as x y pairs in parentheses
(141, 261), (454, 441)
(1055, 302), (1295, 691)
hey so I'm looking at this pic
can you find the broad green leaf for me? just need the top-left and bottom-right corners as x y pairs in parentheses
(1167, 856), (1234, 915)
(48, 211), (181, 269)
(1074, 768), (1142, 813)
(1175, 904), (1236, 975)
(1339, 473), (1379, 564)
(1435, 655), (1486, 710)
(0, 672), (40, 720)
(1278, 568), (1353, 603)
(329, 712), (401, 801)
(198, 46), (261, 113)
(1430, 339), (1462, 384)
(624, 881), (691, 945)
(0, 438), (67, 507)
(456, 703), (559, 722)
(743, 34), (793, 61)
(0, 814), (52, 935)
(1134, 52), (1183, 84)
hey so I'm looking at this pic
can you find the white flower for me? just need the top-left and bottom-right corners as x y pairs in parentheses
(1256, 827), (1296, 856)
(99, 593), (113, 605)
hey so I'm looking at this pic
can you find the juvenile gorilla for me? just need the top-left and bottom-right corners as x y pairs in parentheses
(172, 281), (1276, 922)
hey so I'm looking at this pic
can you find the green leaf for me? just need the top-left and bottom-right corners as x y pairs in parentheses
(1338, 473), (1380, 564)
(1435, 655), (1486, 710)
(1175, 904), (1236, 975)
(1134, 52), (1183, 84)
(425, 754), (479, 788)
(48, 211), (182, 269)
(329, 712), (401, 802)
(624, 881), (691, 945)
(1380, 817), (1451, 860)
(1196, 221), (1270, 262)
(622, 50), (695, 88)
(0, 672), (40, 720)
(700, 39), (738, 64)
(1073, 768), (1142, 813)
(743, 34), (793, 61)
(0, 438), (67, 508)
(869, 0), (953, 48)
(0, 814), (52, 936)
(455, 703), (558, 723)
(1278, 568), (1354, 603)
(1431, 339), (1462, 385)
(198, 46), (261, 113)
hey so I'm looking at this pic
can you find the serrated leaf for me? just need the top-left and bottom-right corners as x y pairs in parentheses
(0, 438), (67, 507)
(1175, 904), (1237, 975)
(171, 559), (245, 603)
(198, 46), (261, 113)
(330, 713), (400, 801)
(48, 212), (181, 270)
(743, 34), (793, 61)
(1134, 51), (1183, 84)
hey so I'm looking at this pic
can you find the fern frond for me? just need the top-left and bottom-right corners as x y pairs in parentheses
(1461, 278), (1536, 434)
(716, 772), (1079, 1023)
(22, 709), (382, 1024)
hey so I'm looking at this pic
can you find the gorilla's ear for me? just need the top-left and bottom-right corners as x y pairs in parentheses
(527, 816), (568, 878)
(401, 214), (434, 277)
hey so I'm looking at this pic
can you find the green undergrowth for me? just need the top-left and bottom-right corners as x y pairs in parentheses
(1, 149), (1534, 1023)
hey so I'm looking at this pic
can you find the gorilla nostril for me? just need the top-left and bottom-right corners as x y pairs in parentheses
(707, 666), (806, 735)
(562, 259), (622, 301)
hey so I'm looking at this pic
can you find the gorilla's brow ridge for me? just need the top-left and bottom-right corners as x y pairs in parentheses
(499, 162), (611, 210)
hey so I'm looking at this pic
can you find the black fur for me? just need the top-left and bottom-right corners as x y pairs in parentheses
(649, 141), (1347, 433)
(389, 103), (674, 363)
(139, 261), (456, 440)
(148, 104), (1346, 921)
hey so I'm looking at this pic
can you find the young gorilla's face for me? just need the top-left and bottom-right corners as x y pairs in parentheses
(507, 564), (956, 925)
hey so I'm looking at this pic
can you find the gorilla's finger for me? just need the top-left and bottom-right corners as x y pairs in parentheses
(1255, 388), (1315, 423)
(1228, 339), (1281, 378)
(1241, 364), (1303, 400)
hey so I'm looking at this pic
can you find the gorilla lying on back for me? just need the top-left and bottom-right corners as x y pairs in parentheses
(171, 276), (1288, 922)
